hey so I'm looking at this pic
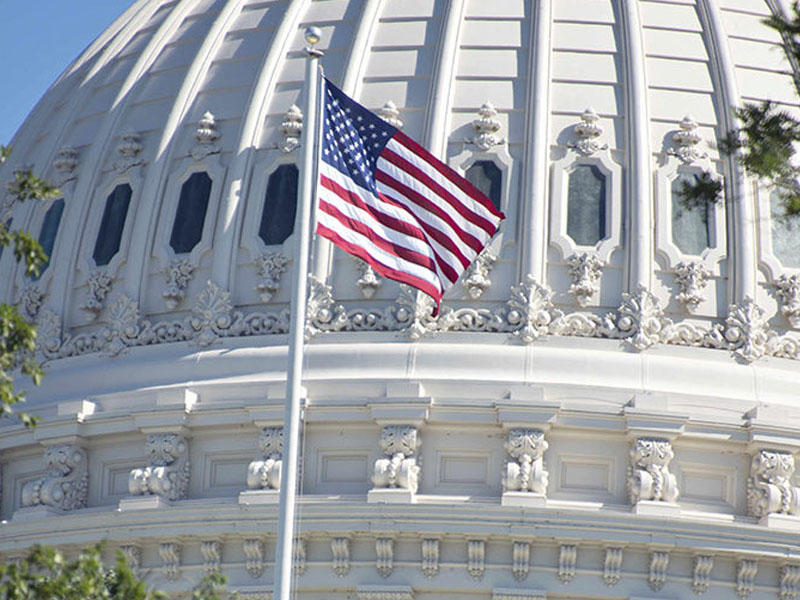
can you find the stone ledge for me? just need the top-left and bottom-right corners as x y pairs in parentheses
(118, 495), (172, 511)
(239, 490), (280, 505)
(367, 488), (416, 504)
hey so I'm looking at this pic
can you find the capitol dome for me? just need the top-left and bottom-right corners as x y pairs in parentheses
(4, 0), (800, 597)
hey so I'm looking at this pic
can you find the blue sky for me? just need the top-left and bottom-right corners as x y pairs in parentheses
(0, 1), (136, 146)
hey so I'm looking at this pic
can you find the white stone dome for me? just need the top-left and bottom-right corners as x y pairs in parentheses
(3, 0), (800, 598)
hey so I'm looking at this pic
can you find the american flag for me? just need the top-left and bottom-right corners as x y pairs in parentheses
(316, 79), (505, 314)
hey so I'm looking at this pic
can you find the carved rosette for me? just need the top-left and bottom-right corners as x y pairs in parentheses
(113, 132), (144, 173)
(616, 287), (670, 351)
(21, 444), (88, 511)
(568, 107), (608, 155)
(18, 285), (45, 321)
(507, 276), (562, 343)
(279, 104), (303, 153)
(306, 276), (347, 340)
(128, 433), (190, 501)
(567, 253), (603, 306)
(669, 115), (708, 163)
(81, 270), (113, 319)
(463, 251), (497, 299)
(53, 147), (79, 185)
(355, 258), (382, 299)
(372, 425), (421, 493)
(747, 449), (800, 518)
(627, 438), (679, 504)
(247, 427), (283, 490)
(468, 102), (504, 150)
(502, 429), (549, 494)
(162, 258), (195, 309)
(377, 101), (403, 129)
(776, 274), (800, 328)
(191, 111), (221, 161)
(675, 261), (711, 313)
(724, 298), (769, 363)
(255, 252), (290, 302)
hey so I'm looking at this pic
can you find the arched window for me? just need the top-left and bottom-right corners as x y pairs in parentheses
(671, 174), (710, 256)
(465, 161), (502, 211)
(259, 164), (298, 246)
(771, 191), (800, 268)
(93, 183), (132, 266)
(567, 164), (606, 246)
(35, 198), (65, 278)
(170, 172), (212, 254)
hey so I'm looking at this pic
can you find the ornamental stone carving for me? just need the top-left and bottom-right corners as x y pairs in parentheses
(81, 270), (113, 319)
(467, 540), (485, 580)
(603, 547), (622, 586)
(191, 111), (221, 161)
(776, 274), (800, 328)
(159, 542), (181, 581)
(669, 115), (708, 163)
(557, 544), (577, 583)
(53, 147), (78, 185)
(463, 251), (497, 299)
(294, 538), (307, 575)
(568, 107), (608, 155)
(162, 258), (195, 309)
(306, 276), (347, 341)
(724, 298), (769, 363)
(18, 285), (45, 321)
(747, 449), (800, 518)
(377, 101), (403, 129)
(567, 253), (603, 306)
(649, 551), (669, 591)
(502, 429), (549, 494)
(616, 287), (670, 351)
(279, 105), (302, 153)
(190, 280), (240, 347)
(421, 538), (439, 578)
(781, 565), (800, 600)
(512, 541), (530, 581)
(693, 555), (714, 594)
(129, 433), (190, 501)
(355, 259), (382, 299)
(376, 537), (394, 578)
(331, 537), (350, 577)
(201, 540), (221, 574)
(627, 438), (679, 504)
(247, 427), (282, 490)
(675, 261), (711, 313)
(372, 425), (420, 493)
(467, 102), (504, 151)
(507, 276), (561, 343)
(103, 294), (143, 357)
(113, 131), (144, 173)
(21, 444), (88, 511)
(255, 252), (290, 303)
(737, 559), (757, 599)
(396, 286), (438, 341)
(243, 539), (265, 578)
(120, 545), (141, 573)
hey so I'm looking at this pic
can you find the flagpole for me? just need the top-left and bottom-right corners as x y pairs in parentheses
(273, 26), (322, 600)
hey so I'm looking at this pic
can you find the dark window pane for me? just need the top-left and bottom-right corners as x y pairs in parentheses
(259, 164), (298, 246)
(465, 160), (502, 211)
(170, 172), (212, 254)
(671, 174), (710, 256)
(35, 198), (65, 278)
(771, 190), (800, 267)
(567, 164), (606, 246)
(93, 183), (132, 266)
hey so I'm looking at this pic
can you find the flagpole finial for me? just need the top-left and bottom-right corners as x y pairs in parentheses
(304, 26), (323, 58)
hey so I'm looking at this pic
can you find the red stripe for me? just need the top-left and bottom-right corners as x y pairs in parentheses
(317, 223), (443, 315)
(392, 130), (506, 220)
(320, 178), (461, 283)
(376, 168), (483, 259)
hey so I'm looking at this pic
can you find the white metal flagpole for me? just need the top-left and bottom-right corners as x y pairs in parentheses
(272, 25), (323, 600)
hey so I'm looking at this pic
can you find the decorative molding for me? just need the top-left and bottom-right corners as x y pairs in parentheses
(512, 541), (530, 582)
(649, 550), (669, 591)
(247, 427), (282, 490)
(191, 280), (239, 347)
(776, 274), (800, 329)
(747, 449), (800, 518)
(421, 538), (439, 578)
(396, 286), (438, 341)
(568, 107), (608, 155)
(356, 585), (413, 600)
(120, 545), (141, 573)
(723, 298), (769, 363)
(255, 252), (290, 303)
(492, 590), (545, 600)
(18, 285), (45, 321)
(467, 102), (505, 151)
(669, 115), (708, 163)
(567, 253), (603, 307)
(294, 538), (306, 576)
(737, 559), (757, 599)
(355, 259), (382, 299)
(376, 537), (394, 578)
(467, 539), (485, 580)
(463, 251), (497, 299)
(191, 111), (221, 161)
(781, 564), (800, 600)
(372, 426), (420, 493)
(306, 276), (347, 341)
(80, 270), (113, 319)
(675, 262), (711, 313)
(243, 539), (265, 578)
(279, 105), (302, 153)
(557, 544), (577, 583)
(507, 276), (561, 343)
(200, 540), (221, 574)
(616, 287), (670, 351)
(53, 147), (79, 185)
(331, 537), (350, 577)
(693, 554), (714, 594)
(377, 101), (403, 129)
(603, 547), (622, 586)
(628, 438), (679, 504)
(128, 433), (190, 501)
(162, 258), (195, 310)
(158, 542), (180, 581)
(502, 429), (548, 494)
(113, 132), (144, 173)
(21, 444), (88, 511)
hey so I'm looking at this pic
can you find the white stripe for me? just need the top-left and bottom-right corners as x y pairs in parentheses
(385, 137), (503, 226)
(377, 154), (492, 248)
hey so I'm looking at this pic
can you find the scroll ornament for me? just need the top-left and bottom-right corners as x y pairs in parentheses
(372, 425), (421, 493)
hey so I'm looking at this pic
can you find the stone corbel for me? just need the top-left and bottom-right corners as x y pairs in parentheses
(122, 432), (190, 509)
(239, 426), (283, 505)
(368, 424), (421, 504)
(18, 441), (88, 516)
